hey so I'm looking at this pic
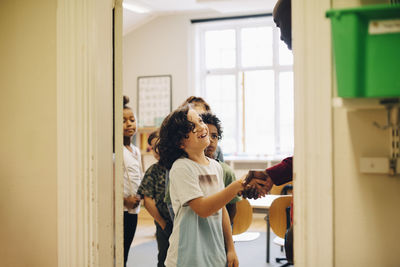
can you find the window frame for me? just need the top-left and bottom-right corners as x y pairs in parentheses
(195, 16), (293, 157)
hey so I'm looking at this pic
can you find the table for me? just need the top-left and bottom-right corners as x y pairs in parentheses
(248, 195), (282, 263)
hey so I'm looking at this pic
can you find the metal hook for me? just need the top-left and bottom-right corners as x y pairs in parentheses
(373, 99), (400, 130)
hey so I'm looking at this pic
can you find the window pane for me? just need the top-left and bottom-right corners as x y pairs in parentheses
(205, 29), (236, 69)
(244, 70), (275, 155)
(241, 27), (273, 67)
(279, 41), (293, 65)
(279, 72), (294, 155)
(205, 75), (237, 154)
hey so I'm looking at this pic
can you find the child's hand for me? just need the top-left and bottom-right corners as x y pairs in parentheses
(226, 249), (239, 267)
(132, 195), (141, 208)
(241, 180), (273, 199)
(124, 195), (141, 209)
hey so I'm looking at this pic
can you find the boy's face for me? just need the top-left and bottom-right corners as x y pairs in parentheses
(150, 138), (160, 161)
(205, 124), (218, 158)
(123, 108), (136, 137)
(180, 109), (210, 152)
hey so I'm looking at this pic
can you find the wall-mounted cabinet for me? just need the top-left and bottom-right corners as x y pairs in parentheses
(326, 4), (400, 98)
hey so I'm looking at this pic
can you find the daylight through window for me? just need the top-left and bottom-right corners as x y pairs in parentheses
(196, 16), (294, 157)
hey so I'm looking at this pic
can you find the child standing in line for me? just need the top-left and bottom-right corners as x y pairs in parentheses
(137, 130), (172, 267)
(122, 96), (143, 267)
(157, 106), (268, 267)
(200, 112), (241, 225)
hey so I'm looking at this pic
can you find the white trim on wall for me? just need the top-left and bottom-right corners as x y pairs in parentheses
(114, 0), (124, 266)
(57, 0), (115, 266)
(292, 0), (334, 266)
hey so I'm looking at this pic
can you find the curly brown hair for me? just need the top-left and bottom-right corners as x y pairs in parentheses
(157, 106), (196, 169)
(200, 112), (223, 140)
(123, 95), (131, 110)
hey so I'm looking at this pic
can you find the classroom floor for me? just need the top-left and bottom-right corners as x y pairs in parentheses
(133, 206), (267, 246)
(130, 207), (288, 266)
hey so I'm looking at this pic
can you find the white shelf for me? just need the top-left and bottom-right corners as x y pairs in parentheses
(224, 155), (287, 162)
(332, 97), (387, 110)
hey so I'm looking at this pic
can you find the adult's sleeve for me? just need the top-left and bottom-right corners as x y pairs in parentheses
(266, 157), (293, 185)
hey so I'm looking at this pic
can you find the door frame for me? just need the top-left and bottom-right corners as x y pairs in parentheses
(56, 0), (123, 266)
(292, 0), (334, 266)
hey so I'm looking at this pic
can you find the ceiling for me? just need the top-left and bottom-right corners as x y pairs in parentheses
(123, 0), (277, 35)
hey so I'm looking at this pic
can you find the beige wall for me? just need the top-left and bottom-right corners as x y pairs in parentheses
(334, 109), (400, 266)
(123, 13), (193, 112)
(0, 1), (58, 266)
(332, 0), (400, 266)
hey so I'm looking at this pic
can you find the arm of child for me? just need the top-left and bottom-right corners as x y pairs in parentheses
(188, 180), (243, 218)
(226, 203), (237, 224)
(222, 207), (239, 267)
(173, 163), (269, 218)
(188, 177), (270, 218)
(143, 196), (167, 229)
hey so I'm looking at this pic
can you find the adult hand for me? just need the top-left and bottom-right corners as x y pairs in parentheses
(241, 183), (267, 199)
(240, 170), (274, 199)
(243, 170), (268, 185)
(226, 249), (239, 267)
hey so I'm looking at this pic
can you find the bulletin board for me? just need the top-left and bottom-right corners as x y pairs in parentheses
(137, 75), (172, 127)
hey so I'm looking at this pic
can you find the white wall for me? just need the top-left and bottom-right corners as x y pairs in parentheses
(122, 10), (250, 112)
(0, 1), (58, 266)
(123, 13), (193, 112)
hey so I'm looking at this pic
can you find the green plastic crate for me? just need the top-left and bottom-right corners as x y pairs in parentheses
(326, 4), (400, 98)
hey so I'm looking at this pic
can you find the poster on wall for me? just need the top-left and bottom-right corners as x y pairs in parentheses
(137, 75), (172, 127)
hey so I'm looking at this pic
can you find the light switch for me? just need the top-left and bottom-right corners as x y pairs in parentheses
(360, 157), (390, 174)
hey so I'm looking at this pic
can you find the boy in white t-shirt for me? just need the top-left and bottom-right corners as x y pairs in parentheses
(157, 106), (269, 267)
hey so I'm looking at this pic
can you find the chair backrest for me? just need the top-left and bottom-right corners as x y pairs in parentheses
(232, 198), (253, 235)
(269, 195), (292, 239)
(269, 181), (293, 195)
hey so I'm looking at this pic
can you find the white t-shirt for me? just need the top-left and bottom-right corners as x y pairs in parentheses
(123, 144), (143, 214)
(165, 157), (227, 267)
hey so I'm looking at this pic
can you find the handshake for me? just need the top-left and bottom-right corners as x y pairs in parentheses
(239, 170), (274, 199)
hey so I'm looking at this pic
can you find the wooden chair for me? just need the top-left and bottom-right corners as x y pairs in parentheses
(269, 195), (293, 267)
(232, 198), (253, 235)
(269, 181), (293, 195)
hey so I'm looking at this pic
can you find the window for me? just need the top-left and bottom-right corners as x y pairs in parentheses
(195, 17), (293, 157)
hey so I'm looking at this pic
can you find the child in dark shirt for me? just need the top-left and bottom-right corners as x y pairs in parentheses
(137, 131), (172, 267)
(200, 112), (241, 224)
